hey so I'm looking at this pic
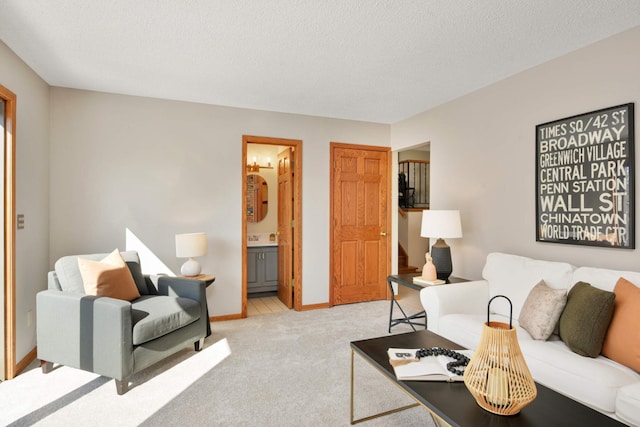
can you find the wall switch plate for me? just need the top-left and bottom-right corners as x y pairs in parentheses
(17, 214), (24, 229)
(27, 309), (33, 327)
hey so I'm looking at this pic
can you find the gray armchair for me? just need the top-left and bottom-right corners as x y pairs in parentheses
(37, 251), (208, 394)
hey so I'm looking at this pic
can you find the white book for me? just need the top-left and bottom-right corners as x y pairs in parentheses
(387, 348), (472, 382)
(412, 277), (445, 286)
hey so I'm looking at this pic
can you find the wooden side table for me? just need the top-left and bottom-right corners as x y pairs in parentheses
(186, 274), (215, 286)
(387, 274), (467, 333)
(182, 274), (215, 336)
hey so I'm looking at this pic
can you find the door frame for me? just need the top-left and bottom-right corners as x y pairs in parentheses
(242, 135), (302, 316)
(329, 142), (391, 306)
(0, 84), (16, 380)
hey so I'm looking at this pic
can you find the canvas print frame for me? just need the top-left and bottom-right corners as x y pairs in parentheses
(535, 103), (635, 248)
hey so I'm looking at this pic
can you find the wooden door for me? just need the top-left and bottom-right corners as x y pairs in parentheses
(0, 85), (15, 380)
(331, 144), (390, 305)
(0, 96), (4, 380)
(277, 147), (294, 308)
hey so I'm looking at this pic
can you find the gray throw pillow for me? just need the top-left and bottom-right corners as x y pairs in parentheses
(558, 281), (615, 357)
(119, 251), (150, 295)
(125, 260), (151, 295)
(518, 280), (567, 340)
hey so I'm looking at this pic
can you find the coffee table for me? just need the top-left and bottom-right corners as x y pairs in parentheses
(350, 329), (625, 426)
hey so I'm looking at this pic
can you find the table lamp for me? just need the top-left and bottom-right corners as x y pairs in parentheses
(420, 210), (462, 281)
(175, 232), (207, 276)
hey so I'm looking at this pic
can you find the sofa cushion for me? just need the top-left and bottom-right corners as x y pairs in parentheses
(518, 280), (567, 340)
(573, 266), (640, 293)
(78, 249), (141, 301)
(617, 383), (640, 426)
(483, 252), (574, 319)
(131, 295), (201, 345)
(55, 250), (145, 294)
(439, 313), (639, 416)
(519, 338), (639, 414)
(602, 277), (640, 372)
(438, 313), (533, 352)
(559, 281), (615, 357)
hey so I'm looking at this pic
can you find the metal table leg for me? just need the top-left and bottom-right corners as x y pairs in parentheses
(387, 276), (427, 333)
(350, 349), (419, 424)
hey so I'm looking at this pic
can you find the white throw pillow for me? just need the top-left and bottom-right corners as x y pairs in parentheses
(518, 280), (567, 340)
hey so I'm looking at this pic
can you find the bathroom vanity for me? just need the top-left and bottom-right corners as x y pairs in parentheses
(247, 245), (278, 294)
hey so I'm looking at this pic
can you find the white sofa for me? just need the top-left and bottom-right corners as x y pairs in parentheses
(420, 252), (640, 426)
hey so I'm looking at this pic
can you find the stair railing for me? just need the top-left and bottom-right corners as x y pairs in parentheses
(399, 160), (430, 208)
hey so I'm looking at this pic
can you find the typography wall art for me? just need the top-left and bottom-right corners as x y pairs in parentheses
(536, 103), (635, 248)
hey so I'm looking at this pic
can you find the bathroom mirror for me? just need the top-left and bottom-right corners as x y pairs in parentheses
(246, 174), (268, 222)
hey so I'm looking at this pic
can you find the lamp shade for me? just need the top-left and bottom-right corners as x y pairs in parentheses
(420, 210), (462, 239)
(175, 232), (208, 258)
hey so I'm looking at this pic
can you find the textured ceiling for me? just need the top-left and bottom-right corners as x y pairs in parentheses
(0, 1), (639, 123)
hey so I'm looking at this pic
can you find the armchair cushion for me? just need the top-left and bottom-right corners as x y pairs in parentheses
(131, 295), (201, 345)
(78, 249), (140, 301)
(55, 250), (150, 294)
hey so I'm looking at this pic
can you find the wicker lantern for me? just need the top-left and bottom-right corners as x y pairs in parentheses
(464, 295), (537, 416)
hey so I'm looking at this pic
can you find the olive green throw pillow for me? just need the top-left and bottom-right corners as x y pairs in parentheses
(559, 281), (615, 358)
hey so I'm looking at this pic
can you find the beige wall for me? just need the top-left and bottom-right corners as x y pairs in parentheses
(49, 88), (390, 316)
(398, 149), (430, 162)
(391, 27), (640, 280)
(0, 41), (50, 362)
(407, 211), (429, 269)
(4, 25), (640, 364)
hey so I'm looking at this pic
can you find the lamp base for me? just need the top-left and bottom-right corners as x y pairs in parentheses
(181, 258), (201, 277)
(430, 238), (452, 281)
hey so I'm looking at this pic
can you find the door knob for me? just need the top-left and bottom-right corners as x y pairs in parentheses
(380, 232), (387, 236)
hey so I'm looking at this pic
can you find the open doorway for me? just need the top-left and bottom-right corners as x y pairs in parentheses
(392, 142), (431, 314)
(397, 143), (431, 275)
(242, 135), (302, 317)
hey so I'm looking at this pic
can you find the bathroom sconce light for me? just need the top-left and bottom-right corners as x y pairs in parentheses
(246, 156), (273, 172)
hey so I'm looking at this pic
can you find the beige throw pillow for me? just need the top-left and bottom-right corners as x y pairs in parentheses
(518, 280), (567, 340)
(78, 249), (141, 301)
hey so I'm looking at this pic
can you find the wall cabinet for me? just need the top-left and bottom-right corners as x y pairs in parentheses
(247, 246), (278, 293)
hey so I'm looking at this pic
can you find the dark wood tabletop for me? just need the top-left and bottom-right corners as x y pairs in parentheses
(351, 329), (625, 427)
(388, 273), (467, 291)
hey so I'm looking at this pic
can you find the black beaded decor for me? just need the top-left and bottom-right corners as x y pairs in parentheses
(415, 347), (470, 376)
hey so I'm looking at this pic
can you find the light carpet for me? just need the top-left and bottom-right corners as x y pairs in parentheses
(0, 300), (437, 426)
